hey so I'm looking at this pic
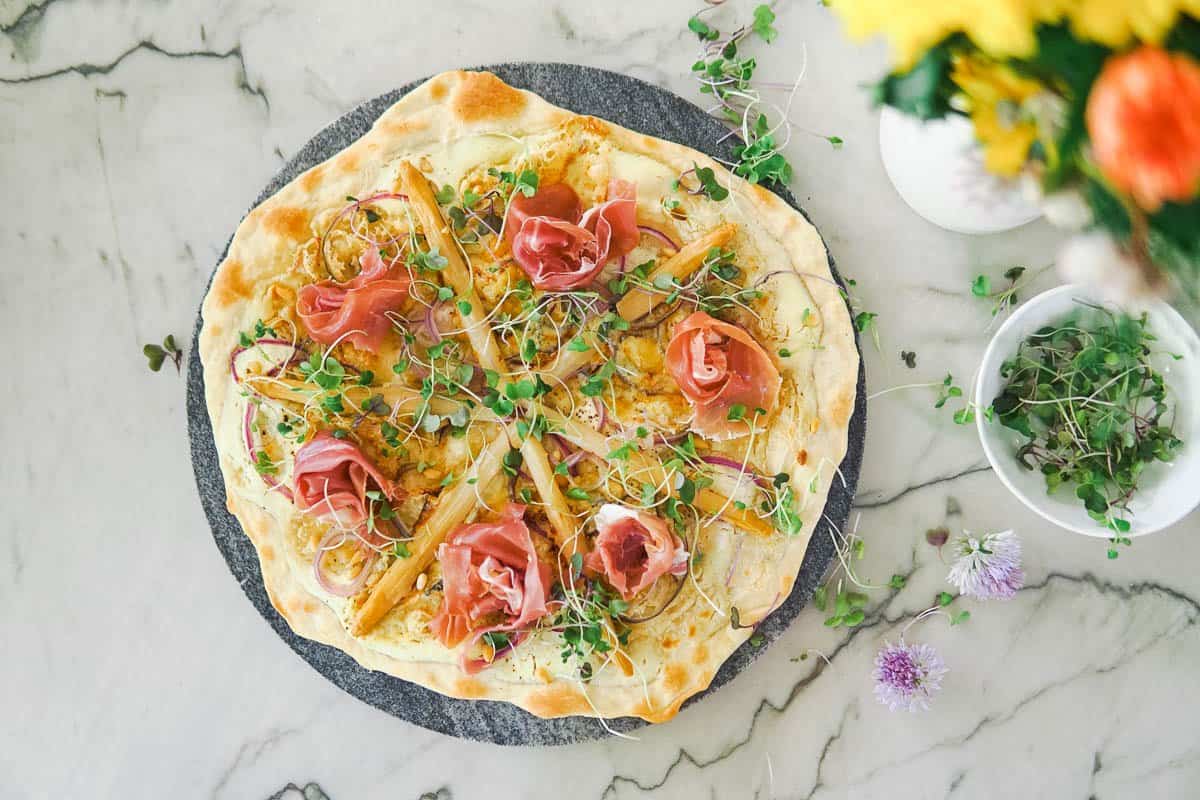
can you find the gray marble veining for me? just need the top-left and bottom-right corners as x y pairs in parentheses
(4, 1), (1199, 798)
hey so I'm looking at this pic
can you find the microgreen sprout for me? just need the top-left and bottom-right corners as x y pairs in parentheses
(991, 305), (1183, 531)
(143, 334), (183, 373)
(970, 265), (1038, 318)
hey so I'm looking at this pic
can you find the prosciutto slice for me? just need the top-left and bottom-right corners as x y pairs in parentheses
(585, 504), (687, 600)
(292, 431), (395, 529)
(296, 249), (409, 352)
(580, 179), (638, 263)
(508, 180), (639, 291)
(665, 311), (782, 440)
(504, 182), (582, 243)
(430, 503), (552, 672)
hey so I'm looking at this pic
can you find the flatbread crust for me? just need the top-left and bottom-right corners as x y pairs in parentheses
(199, 70), (857, 722)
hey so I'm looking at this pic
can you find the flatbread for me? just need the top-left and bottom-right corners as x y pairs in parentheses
(199, 70), (856, 722)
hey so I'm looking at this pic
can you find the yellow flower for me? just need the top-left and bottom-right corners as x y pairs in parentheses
(828, 0), (1055, 68)
(951, 56), (1043, 176)
(829, 0), (1200, 69)
(1068, 0), (1200, 49)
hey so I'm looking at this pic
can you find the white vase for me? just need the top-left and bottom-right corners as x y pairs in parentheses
(878, 106), (1042, 235)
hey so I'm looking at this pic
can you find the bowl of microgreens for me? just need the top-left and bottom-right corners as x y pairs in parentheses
(976, 284), (1200, 541)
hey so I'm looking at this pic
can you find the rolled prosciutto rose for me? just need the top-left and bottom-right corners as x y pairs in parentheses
(585, 504), (687, 600)
(508, 180), (638, 290)
(665, 311), (781, 440)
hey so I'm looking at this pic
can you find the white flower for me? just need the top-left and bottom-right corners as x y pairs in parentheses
(947, 529), (1024, 601)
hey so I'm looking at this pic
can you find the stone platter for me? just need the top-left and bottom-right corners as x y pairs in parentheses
(186, 63), (866, 745)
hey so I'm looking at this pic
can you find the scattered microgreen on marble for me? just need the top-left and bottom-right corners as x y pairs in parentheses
(686, 3), (805, 187)
(143, 334), (183, 373)
(970, 266), (1030, 317)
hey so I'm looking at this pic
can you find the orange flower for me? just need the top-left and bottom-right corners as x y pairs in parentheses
(1086, 46), (1200, 211)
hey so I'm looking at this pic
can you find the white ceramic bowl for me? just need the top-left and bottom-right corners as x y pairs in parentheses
(975, 284), (1200, 537)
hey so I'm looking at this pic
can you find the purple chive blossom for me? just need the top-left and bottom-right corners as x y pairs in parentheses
(947, 529), (1024, 600)
(873, 640), (947, 712)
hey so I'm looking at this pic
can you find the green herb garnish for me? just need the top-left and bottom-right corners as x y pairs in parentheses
(992, 306), (1183, 531)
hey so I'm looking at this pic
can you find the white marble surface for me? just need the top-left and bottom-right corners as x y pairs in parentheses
(4, 1), (1200, 798)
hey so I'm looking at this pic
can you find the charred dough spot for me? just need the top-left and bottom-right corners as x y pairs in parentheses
(454, 677), (488, 699)
(663, 663), (688, 694)
(212, 259), (251, 306)
(299, 165), (325, 193)
(429, 75), (450, 101)
(335, 148), (362, 173)
(451, 71), (527, 123)
(262, 206), (310, 242)
(527, 685), (589, 717)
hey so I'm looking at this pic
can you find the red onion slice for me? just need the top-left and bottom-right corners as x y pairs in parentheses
(242, 401), (295, 502)
(593, 397), (608, 431)
(637, 225), (680, 252)
(230, 338), (304, 382)
(313, 530), (376, 597)
(421, 301), (443, 344)
(699, 454), (770, 489)
(320, 192), (409, 277)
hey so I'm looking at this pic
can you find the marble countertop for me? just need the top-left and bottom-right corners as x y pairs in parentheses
(4, 1), (1198, 797)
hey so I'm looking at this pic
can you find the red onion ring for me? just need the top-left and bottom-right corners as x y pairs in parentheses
(461, 627), (526, 674)
(242, 402), (295, 502)
(229, 338), (304, 382)
(320, 192), (409, 278)
(423, 302), (443, 344)
(313, 529), (376, 597)
(699, 454), (770, 489)
(638, 225), (680, 252)
(593, 397), (607, 431)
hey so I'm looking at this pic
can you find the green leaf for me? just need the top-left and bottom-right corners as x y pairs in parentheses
(565, 487), (590, 501)
(871, 39), (957, 120)
(143, 343), (166, 372)
(854, 311), (877, 332)
(971, 274), (991, 297)
(688, 15), (719, 41)
(936, 591), (954, 607)
(435, 184), (456, 204)
(751, 4), (777, 43)
(812, 585), (827, 611)
(692, 162), (729, 201)
(514, 169), (540, 197)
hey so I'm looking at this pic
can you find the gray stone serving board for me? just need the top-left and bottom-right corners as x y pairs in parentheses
(186, 63), (866, 746)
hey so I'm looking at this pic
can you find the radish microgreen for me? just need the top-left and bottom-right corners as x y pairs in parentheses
(143, 334), (183, 373)
(992, 306), (1183, 532)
